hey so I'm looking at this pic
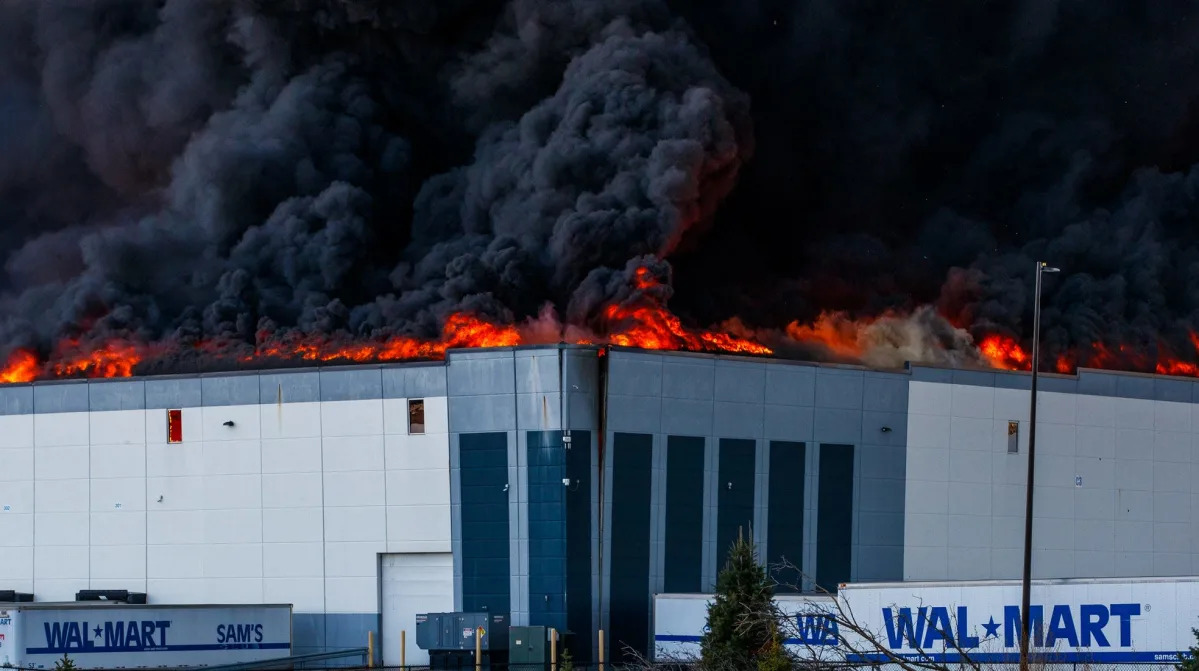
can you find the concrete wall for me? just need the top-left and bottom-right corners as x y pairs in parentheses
(0, 364), (451, 657)
(904, 366), (1199, 582)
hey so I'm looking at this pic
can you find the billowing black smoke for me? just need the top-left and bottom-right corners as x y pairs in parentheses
(662, 1), (1199, 366)
(6, 0), (1199, 375)
(0, 0), (751, 370)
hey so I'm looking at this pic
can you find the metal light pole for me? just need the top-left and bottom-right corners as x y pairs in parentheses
(1019, 260), (1059, 670)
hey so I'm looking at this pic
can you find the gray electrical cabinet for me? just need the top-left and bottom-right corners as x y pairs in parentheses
(415, 612), (509, 668)
(509, 626), (547, 665)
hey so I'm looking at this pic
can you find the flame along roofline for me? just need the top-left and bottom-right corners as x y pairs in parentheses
(2, 343), (1199, 389)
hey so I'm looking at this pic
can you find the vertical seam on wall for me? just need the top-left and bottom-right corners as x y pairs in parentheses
(259, 376), (266, 608)
(144, 382), (149, 596)
(760, 363), (769, 557)
(511, 351), (521, 622)
(87, 385), (92, 589)
(318, 374), (328, 652)
(31, 388), (37, 594)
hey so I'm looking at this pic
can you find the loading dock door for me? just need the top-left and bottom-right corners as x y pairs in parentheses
(380, 553), (454, 666)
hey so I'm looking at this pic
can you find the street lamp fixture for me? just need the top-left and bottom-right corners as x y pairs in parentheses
(1019, 261), (1059, 670)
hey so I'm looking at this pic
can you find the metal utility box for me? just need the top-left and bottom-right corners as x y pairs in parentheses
(508, 626), (547, 664)
(415, 612), (508, 668)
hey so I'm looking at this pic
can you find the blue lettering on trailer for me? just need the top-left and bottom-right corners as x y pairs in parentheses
(881, 602), (1141, 651)
(217, 624), (264, 644)
(27, 620), (287, 655)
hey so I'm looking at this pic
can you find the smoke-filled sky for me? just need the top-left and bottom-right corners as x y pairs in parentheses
(3, 0), (1199, 369)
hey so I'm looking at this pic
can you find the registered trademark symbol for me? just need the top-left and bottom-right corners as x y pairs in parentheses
(1145, 604), (1151, 612)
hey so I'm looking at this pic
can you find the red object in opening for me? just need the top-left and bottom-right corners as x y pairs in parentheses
(167, 409), (182, 443)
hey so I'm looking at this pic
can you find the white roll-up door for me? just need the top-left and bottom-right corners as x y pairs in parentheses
(380, 553), (454, 666)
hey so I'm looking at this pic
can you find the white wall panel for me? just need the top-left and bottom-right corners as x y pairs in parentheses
(202, 577), (264, 603)
(33, 579), (89, 602)
(90, 544), (147, 581)
(2, 480), (33, 512)
(91, 477), (146, 511)
(0, 447), (33, 481)
(202, 440), (262, 475)
(0, 513), (33, 547)
(384, 433), (449, 470)
(263, 543), (324, 577)
(323, 471), (385, 507)
(91, 443), (146, 478)
(203, 510), (262, 544)
(201, 405), (261, 441)
(260, 402), (322, 439)
(202, 474), (262, 509)
(321, 400), (384, 437)
(90, 512), (146, 545)
(264, 577), (324, 611)
(202, 543), (263, 578)
(37, 515), (74, 552)
(147, 511), (204, 545)
(0, 414), (33, 447)
(322, 435), (385, 472)
(36, 446), (89, 480)
(34, 480), (87, 513)
(325, 541), (384, 577)
(261, 437), (323, 473)
(323, 576), (377, 613)
(262, 508), (324, 543)
(34, 412), (89, 447)
(147, 443), (204, 477)
(262, 473), (324, 508)
(146, 578), (206, 603)
(89, 410), (145, 445)
(148, 544), (204, 578)
(0, 546), (33, 581)
(34, 544), (89, 579)
(324, 507), (386, 542)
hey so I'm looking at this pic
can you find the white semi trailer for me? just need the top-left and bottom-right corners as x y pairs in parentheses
(653, 576), (1199, 666)
(0, 602), (293, 669)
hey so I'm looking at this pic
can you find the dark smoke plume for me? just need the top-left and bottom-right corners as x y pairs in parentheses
(6, 0), (1199, 375)
(0, 0), (752, 370)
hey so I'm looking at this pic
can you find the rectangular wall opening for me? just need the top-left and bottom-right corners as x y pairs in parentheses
(1007, 420), (1019, 453)
(408, 399), (425, 434)
(167, 409), (182, 443)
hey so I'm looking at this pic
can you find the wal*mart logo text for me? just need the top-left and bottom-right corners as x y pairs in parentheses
(37, 620), (172, 653)
(882, 603), (1141, 650)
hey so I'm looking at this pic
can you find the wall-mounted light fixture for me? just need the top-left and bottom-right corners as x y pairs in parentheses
(880, 426), (892, 433)
(223, 420), (235, 427)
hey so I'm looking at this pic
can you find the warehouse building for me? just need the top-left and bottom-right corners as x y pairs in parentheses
(2, 345), (1199, 663)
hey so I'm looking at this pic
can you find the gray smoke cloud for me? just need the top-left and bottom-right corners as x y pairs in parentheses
(0, 0), (753, 374)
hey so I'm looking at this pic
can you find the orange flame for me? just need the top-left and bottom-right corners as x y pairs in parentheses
(0, 349), (39, 383)
(0, 295), (773, 383)
(603, 267), (773, 355)
(783, 312), (871, 360)
(978, 334), (1030, 371)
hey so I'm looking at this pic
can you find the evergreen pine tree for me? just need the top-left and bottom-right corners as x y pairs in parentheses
(700, 527), (787, 671)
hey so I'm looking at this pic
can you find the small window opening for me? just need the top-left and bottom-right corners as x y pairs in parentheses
(408, 399), (425, 434)
(1007, 420), (1019, 454)
(167, 409), (183, 443)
